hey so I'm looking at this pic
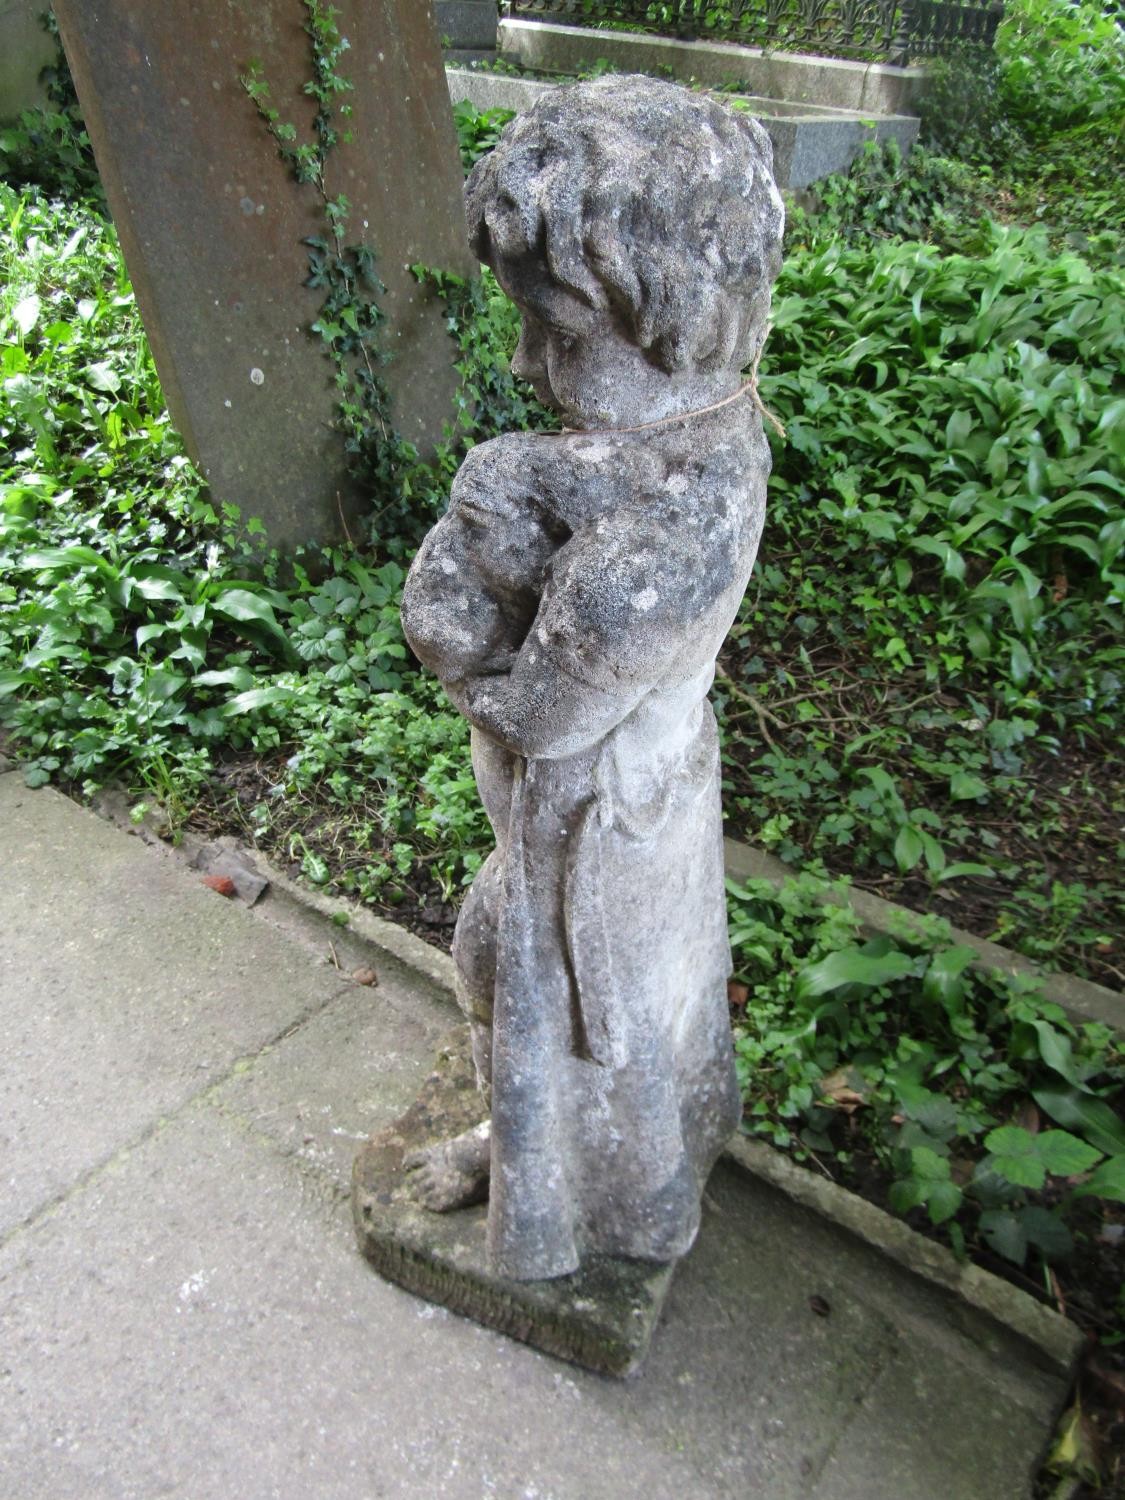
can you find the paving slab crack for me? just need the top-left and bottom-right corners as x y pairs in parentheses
(0, 975), (356, 1254)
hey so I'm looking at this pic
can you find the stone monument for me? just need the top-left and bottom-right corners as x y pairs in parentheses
(52, 0), (474, 551)
(353, 75), (785, 1373)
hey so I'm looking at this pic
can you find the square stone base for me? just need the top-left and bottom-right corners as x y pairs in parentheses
(352, 1029), (675, 1377)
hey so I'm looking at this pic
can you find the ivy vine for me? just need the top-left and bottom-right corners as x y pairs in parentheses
(239, 4), (553, 557)
(240, 0), (407, 534)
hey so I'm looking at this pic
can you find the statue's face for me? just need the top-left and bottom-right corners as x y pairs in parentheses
(511, 300), (653, 431)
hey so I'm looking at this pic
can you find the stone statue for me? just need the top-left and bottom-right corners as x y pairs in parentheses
(397, 76), (784, 1284)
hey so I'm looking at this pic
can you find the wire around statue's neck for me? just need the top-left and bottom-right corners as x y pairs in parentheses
(555, 328), (786, 441)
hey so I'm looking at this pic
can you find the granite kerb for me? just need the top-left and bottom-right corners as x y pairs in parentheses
(724, 837), (1123, 1037)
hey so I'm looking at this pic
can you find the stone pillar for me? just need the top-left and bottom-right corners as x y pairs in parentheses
(52, 0), (476, 551)
(0, 0), (59, 121)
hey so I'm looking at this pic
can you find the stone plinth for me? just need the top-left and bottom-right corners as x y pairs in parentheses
(53, 0), (475, 551)
(353, 1030), (675, 1377)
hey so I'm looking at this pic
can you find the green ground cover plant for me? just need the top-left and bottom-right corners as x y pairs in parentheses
(919, 0), (1124, 265)
(720, 221), (1123, 982)
(727, 873), (1123, 1280)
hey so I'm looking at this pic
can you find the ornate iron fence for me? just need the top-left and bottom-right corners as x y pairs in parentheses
(503, 0), (1004, 64)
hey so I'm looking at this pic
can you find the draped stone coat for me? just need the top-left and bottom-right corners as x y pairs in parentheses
(400, 401), (769, 1280)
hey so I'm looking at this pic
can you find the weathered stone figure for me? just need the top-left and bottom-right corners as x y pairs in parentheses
(399, 76), (784, 1283)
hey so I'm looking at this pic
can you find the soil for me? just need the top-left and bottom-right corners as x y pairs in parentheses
(717, 629), (1125, 992)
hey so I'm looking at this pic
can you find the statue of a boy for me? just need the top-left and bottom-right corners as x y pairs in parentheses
(400, 76), (784, 1282)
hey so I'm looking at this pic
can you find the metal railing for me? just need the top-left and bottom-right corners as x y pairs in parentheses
(503, 0), (1004, 64)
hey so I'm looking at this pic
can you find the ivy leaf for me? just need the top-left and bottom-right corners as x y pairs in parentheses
(949, 770), (988, 800)
(979, 1209), (1027, 1265)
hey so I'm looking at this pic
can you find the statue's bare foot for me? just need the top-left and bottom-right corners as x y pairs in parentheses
(403, 1120), (490, 1211)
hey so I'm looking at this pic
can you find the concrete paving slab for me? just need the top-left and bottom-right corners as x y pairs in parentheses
(0, 1087), (1059, 1500)
(210, 954), (453, 1190)
(0, 781), (350, 1234)
(0, 778), (1072, 1498)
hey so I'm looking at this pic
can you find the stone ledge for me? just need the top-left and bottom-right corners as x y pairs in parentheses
(498, 18), (928, 115)
(446, 65), (919, 189)
(724, 837), (1123, 1035)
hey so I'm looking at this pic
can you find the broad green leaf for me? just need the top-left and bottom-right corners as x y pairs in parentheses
(212, 588), (282, 626)
(0, 669), (30, 697)
(86, 360), (122, 393)
(949, 771), (988, 801)
(937, 863), (995, 884)
(1019, 1207), (1072, 1261)
(131, 576), (184, 603)
(922, 946), (976, 1011)
(919, 829), (946, 876)
(193, 666), (256, 691)
(795, 948), (916, 1001)
(211, 588), (296, 661)
(893, 824), (923, 872)
(23, 545), (117, 579)
(1032, 1086), (1125, 1158)
(946, 410), (973, 450)
(1072, 1156), (1125, 1204)
(12, 294), (41, 337)
(1026, 1018), (1090, 1092)
(222, 686), (296, 716)
(1009, 639), (1032, 686)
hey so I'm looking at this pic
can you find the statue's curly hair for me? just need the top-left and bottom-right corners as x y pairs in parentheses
(465, 75), (785, 375)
